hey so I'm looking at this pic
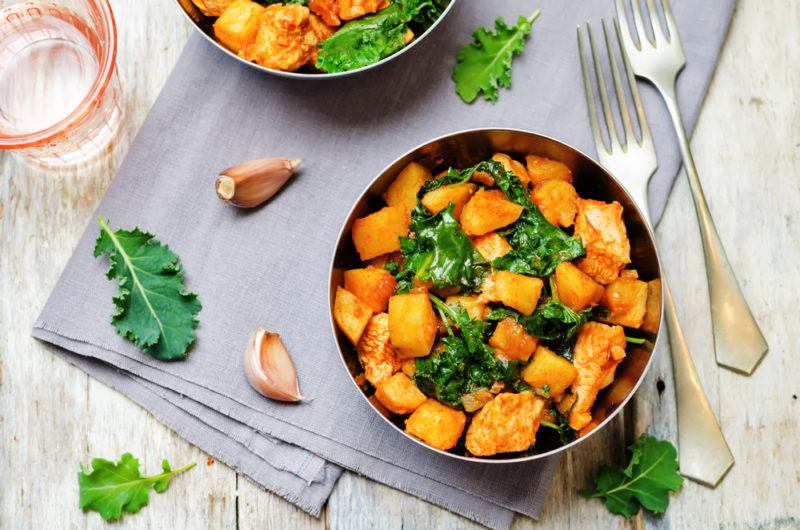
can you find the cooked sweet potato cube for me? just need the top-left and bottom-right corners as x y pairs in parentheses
(460, 189), (524, 236)
(522, 345), (578, 397)
(421, 183), (477, 220)
(485, 271), (544, 316)
(601, 277), (649, 328)
(641, 279), (662, 333)
(492, 153), (531, 187)
(472, 232), (512, 262)
(445, 295), (488, 321)
(489, 318), (538, 362)
(465, 392), (546, 456)
(524, 155), (573, 185)
(383, 162), (431, 213)
(405, 399), (466, 450)
(374, 373), (426, 415)
(368, 394), (391, 418)
(388, 293), (438, 358)
(333, 286), (373, 345)
(344, 267), (397, 313)
(213, 0), (265, 54)
(400, 358), (416, 378)
(356, 313), (400, 386)
(532, 179), (578, 228)
(553, 262), (605, 312)
(620, 269), (639, 278)
(461, 388), (494, 413)
(351, 205), (409, 261)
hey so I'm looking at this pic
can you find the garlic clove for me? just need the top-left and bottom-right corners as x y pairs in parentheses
(216, 157), (301, 208)
(243, 328), (307, 402)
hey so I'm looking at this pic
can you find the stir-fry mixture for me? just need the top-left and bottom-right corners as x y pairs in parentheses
(191, 0), (450, 73)
(333, 154), (661, 456)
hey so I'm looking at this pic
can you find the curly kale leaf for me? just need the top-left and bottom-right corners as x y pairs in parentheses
(414, 297), (522, 407)
(78, 453), (195, 521)
(581, 435), (684, 518)
(392, 204), (489, 293)
(94, 219), (201, 361)
(316, 0), (447, 73)
(452, 11), (541, 103)
(486, 300), (591, 344)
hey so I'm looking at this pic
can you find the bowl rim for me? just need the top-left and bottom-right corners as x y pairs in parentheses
(327, 127), (665, 463)
(173, 0), (458, 79)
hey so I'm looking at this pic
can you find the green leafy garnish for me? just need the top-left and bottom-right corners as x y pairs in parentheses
(392, 204), (489, 293)
(581, 435), (684, 518)
(486, 300), (591, 343)
(452, 10), (541, 103)
(94, 219), (201, 361)
(413, 296), (522, 407)
(316, 0), (449, 73)
(78, 453), (195, 521)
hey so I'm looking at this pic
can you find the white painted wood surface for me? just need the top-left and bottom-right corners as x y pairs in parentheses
(1, 0), (798, 528)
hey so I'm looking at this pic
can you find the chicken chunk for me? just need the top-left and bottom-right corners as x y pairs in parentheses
(356, 313), (400, 386)
(241, 5), (333, 72)
(568, 322), (626, 430)
(339, 0), (390, 21)
(192, 0), (235, 17)
(465, 392), (546, 456)
(573, 199), (631, 285)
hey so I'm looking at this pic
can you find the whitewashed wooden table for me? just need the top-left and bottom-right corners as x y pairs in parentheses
(1, 1), (798, 528)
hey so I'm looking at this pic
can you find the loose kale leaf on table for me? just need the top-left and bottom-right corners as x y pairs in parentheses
(94, 219), (201, 361)
(392, 204), (489, 293)
(581, 435), (684, 518)
(78, 453), (195, 521)
(453, 10), (541, 103)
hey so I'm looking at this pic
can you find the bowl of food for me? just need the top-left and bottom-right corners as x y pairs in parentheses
(176, 0), (455, 78)
(328, 128), (663, 462)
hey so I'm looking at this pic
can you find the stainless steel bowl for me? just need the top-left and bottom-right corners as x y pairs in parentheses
(174, 0), (457, 79)
(328, 128), (663, 462)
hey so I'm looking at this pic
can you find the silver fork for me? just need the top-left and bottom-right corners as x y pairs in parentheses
(578, 20), (734, 487)
(615, 0), (768, 375)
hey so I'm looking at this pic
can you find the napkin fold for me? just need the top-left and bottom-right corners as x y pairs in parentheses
(33, 1), (734, 527)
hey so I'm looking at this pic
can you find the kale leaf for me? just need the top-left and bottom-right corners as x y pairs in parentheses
(486, 300), (591, 344)
(316, 0), (448, 73)
(392, 204), (489, 293)
(94, 219), (201, 361)
(78, 453), (195, 521)
(414, 296), (522, 407)
(452, 11), (541, 103)
(581, 435), (684, 517)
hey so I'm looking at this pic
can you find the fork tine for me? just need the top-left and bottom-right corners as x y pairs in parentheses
(577, 26), (608, 154)
(644, 0), (663, 43)
(587, 22), (622, 150)
(629, 0), (654, 47)
(613, 18), (652, 142)
(660, 0), (679, 42)
(615, 0), (639, 51)
(602, 20), (634, 147)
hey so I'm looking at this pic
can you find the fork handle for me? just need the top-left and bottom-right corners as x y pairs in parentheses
(655, 80), (768, 375)
(661, 275), (734, 487)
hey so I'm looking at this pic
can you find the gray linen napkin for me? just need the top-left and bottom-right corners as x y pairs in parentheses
(33, 0), (734, 527)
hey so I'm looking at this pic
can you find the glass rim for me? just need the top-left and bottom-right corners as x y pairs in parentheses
(0, 0), (118, 148)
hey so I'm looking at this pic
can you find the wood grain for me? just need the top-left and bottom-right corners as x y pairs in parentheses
(1, 0), (797, 528)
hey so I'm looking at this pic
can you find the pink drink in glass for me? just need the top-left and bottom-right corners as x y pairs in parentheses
(0, 0), (122, 166)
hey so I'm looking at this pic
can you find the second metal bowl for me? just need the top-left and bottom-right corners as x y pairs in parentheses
(329, 128), (663, 463)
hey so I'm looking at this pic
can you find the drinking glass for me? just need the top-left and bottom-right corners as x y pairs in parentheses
(0, 0), (122, 166)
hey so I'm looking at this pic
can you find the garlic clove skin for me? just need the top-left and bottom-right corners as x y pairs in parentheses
(216, 157), (301, 208)
(243, 328), (306, 402)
